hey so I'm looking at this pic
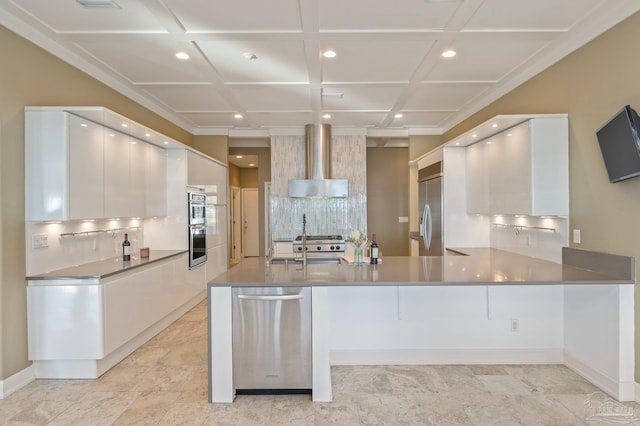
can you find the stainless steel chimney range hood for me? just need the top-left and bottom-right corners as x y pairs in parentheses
(288, 124), (348, 198)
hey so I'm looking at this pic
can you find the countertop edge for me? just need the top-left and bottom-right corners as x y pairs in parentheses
(27, 250), (188, 281)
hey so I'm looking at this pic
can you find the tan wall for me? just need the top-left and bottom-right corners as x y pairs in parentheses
(367, 147), (410, 255)
(228, 148), (271, 256)
(229, 163), (241, 188)
(0, 26), (193, 380)
(408, 135), (444, 161)
(440, 11), (640, 379)
(240, 168), (259, 188)
(192, 135), (229, 164)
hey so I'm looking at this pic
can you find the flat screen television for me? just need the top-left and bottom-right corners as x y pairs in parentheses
(596, 105), (640, 183)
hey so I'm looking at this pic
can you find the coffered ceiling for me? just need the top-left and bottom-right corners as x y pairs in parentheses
(1, 0), (639, 137)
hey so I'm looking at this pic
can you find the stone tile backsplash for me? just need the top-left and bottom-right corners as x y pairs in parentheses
(270, 133), (367, 240)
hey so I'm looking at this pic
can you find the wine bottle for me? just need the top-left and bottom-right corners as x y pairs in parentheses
(370, 233), (379, 264)
(122, 233), (131, 261)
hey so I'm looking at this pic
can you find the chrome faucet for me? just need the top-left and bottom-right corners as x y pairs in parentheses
(301, 214), (307, 268)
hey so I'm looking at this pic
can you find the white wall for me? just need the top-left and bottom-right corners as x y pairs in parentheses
(26, 219), (143, 276)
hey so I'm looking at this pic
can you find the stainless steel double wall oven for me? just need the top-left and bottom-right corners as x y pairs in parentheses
(188, 191), (207, 268)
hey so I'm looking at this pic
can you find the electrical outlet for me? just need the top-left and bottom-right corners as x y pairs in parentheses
(573, 229), (581, 244)
(510, 319), (519, 332)
(32, 233), (49, 249)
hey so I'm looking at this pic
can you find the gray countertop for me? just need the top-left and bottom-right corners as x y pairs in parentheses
(27, 249), (188, 280)
(209, 248), (633, 287)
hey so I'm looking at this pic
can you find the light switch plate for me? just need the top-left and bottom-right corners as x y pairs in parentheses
(572, 229), (581, 244)
(32, 233), (49, 249)
(398, 217), (408, 223)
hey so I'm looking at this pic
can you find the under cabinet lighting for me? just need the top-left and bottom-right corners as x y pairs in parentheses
(175, 52), (190, 60)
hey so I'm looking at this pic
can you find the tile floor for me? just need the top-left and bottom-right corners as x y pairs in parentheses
(2, 300), (639, 425)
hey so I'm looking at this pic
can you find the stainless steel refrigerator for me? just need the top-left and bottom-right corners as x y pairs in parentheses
(418, 171), (443, 256)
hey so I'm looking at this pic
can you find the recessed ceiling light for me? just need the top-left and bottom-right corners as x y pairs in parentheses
(243, 52), (257, 60)
(455, 142), (460, 145)
(394, 113), (403, 118)
(121, 123), (128, 128)
(234, 114), (243, 119)
(323, 50), (337, 58)
(131, 141), (137, 145)
(472, 134), (478, 138)
(80, 123), (88, 127)
(145, 133), (151, 137)
(441, 49), (457, 58)
(175, 52), (190, 60)
(322, 114), (331, 119)
(235, 155), (243, 159)
(163, 141), (169, 145)
(249, 163), (255, 167)
(491, 123), (498, 128)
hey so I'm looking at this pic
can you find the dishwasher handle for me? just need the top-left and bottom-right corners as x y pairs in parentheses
(237, 294), (304, 301)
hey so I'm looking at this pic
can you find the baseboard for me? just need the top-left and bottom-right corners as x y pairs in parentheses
(0, 365), (35, 399)
(330, 348), (564, 365)
(564, 351), (635, 402)
(635, 382), (640, 404)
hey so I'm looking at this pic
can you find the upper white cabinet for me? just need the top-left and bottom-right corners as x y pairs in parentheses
(465, 140), (490, 215)
(26, 111), (105, 221)
(145, 144), (167, 217)
(465, 117), (568, 216)
(187, 150), (228, 204)
(26, 109), (169, 221)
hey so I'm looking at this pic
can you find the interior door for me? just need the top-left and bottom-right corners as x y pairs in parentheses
(242, 188), (260, 257)
(231, 187), (242, 260)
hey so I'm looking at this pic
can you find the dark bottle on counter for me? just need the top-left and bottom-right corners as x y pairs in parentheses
(122, 233), (131, 261)
(370, 233), (379, 264)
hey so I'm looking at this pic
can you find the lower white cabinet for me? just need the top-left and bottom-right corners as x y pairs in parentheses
(27, 253), (204, 379)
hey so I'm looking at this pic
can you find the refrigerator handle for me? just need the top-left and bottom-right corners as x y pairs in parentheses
(419, 203), (428, 237)
(423, 204), (432, 250)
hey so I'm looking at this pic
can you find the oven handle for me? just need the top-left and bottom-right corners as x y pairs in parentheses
(237, 294), (304, 301)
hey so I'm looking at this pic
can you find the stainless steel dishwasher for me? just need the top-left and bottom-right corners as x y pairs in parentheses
(232, 286), (312, 394)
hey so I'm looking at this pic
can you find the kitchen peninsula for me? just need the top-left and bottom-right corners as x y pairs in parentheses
(208, 248), (635, 403)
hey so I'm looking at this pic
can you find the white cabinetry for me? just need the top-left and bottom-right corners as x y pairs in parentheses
(465, 117), (568, 216)
(26, 111), (107, 221)
(27, 253), (203, 379)
(26, 109), (168, 220)
(145, 144), (167, 216)
(465, 140), (490, 215)
(68, 114), (105, 219)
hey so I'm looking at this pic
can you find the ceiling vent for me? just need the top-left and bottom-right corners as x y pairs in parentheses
(76, 0), (121, 9)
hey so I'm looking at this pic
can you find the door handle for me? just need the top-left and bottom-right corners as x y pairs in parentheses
(238, 294), (304, 301)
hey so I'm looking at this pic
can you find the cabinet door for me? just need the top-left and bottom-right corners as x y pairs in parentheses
(145, 144), (167, 216)
(104, 131), (131, 218)
(488, 122), (531, 214)
(68, 115), (105, 219)
(187, 150), (217, 186)
(207, 161), (228, 205)
(129, 140), (146, 217)
(465, 141), (489, 214)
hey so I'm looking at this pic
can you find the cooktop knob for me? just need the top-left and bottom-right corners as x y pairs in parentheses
(316, 246), (322, 250)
